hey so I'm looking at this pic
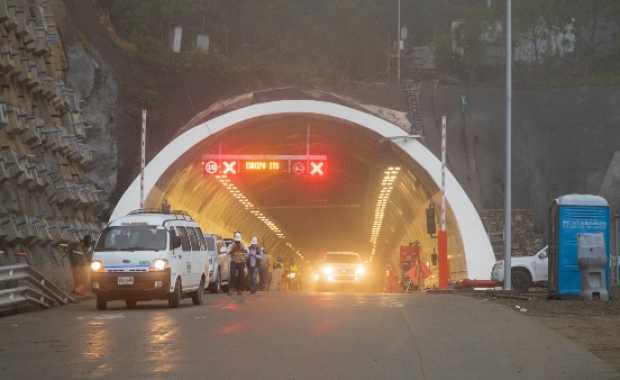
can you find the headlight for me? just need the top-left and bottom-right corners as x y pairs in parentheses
(322, 266), (333, 275)
(355, 266), (366, 276)
(90, 260), (103, 272)
(287, 272), (297, 279)
(152, 259), (168, 271)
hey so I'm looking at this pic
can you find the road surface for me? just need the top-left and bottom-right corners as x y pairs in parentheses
(0, 292), (617, 380)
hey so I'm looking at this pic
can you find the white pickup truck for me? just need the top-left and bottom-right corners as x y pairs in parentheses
(491, 246), (548, 292)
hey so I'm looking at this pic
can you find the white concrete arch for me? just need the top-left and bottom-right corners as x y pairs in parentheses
(111, 100), (495, 280)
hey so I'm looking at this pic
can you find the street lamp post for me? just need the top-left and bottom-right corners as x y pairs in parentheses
(397, 0), (401, 83)
(503, 0), (512, 291)
(140, 109), (147, 209)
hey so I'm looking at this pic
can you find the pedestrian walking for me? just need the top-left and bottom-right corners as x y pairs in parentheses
(227, 232), (248, 295)
(247, 236), (263, 294)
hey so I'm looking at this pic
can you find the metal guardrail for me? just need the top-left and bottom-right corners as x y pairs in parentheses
(0, 264), (74, 312)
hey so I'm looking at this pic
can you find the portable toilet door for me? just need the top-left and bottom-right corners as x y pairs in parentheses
(548, 194), (611, 298)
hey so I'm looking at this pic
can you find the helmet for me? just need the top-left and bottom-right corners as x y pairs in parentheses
(251, 236), (258, 245)
(234, 232), (242, 242)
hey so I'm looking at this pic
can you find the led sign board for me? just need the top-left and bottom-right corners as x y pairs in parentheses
(201, 154), (326, 177)
(244, 160), (282, 172)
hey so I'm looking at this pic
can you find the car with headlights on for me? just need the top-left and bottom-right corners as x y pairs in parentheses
(90, 209), (210, 310)
(316, 251), (367, 290)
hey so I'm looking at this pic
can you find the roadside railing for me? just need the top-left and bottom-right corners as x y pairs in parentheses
(0, 264), (74, 313)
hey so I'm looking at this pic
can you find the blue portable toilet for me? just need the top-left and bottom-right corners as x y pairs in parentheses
(549, 194), (611, 298)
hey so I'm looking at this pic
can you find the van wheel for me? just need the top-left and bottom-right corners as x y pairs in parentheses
(192, 276), (205, 305)
(96, 295), (107, 310)
(125, 299), (137, 309)
(512, 269), (532, 293)
(211, 271), (222, 294)
(168, 278), (182, 308)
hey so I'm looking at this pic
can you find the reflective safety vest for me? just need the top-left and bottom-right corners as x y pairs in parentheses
(228, 243), (248, 263)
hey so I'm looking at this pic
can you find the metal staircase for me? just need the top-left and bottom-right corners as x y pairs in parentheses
(403, 80), (424, 136)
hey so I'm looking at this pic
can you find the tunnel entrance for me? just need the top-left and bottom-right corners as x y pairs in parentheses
(112, 100), (494, 282)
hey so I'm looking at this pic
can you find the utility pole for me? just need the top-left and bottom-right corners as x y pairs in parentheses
(503, 0), (513, 291)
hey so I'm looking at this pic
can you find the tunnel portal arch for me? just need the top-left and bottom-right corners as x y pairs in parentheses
(111, 100), (495, 280)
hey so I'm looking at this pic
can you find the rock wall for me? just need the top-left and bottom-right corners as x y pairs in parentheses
(419, 81), (620, 231)
(0, 0), (110, 292)
(480, 209), (544, 259)
(601, 151), (620, 214)
(64, 42), (118, 203)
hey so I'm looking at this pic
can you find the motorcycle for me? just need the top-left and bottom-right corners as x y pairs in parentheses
(284, 270), (301, 291)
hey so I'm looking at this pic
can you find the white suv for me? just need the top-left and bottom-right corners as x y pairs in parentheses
(316, 252), (366, 290)
(492, 246), (548, 292)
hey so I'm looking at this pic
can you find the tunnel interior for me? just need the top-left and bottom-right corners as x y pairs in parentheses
(145, 113), (467, 285)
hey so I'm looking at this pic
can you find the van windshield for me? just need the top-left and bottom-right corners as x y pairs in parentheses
(95, 226), (167, 252)
(325, 254), (360, 263)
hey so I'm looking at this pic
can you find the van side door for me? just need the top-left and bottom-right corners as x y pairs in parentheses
(185, 226), (203, 287)
(192, 227), (209, 284)
(175, 226), (194, 287)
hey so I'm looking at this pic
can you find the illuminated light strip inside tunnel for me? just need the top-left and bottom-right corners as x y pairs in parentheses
(214, 174), (303, 259)
(215, 174), (285, 238)
(370, 167), (401, 258)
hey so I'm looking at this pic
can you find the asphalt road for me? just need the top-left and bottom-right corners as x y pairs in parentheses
(0, 292), (617, 380)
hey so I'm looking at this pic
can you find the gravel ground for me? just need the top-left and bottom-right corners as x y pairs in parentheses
(467, 289), (620, 372)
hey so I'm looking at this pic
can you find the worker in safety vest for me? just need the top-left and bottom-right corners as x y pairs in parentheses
(227, 232), (248, 295)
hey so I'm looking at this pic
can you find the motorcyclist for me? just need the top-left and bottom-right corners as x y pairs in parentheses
(284, 261), (300, 291)
(227, 232), (248, 295)
(247, 236), (263, 294)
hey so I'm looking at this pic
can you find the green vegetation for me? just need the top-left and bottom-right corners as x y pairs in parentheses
(97, 0), (394, 81)
(427, 0), (620, 86)
(97, 0), (620, 87)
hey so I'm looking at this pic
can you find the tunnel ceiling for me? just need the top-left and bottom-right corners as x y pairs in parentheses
(148, 112), (461, 267)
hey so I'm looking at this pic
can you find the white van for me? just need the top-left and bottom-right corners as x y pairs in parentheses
(90, 210), (209, 310)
